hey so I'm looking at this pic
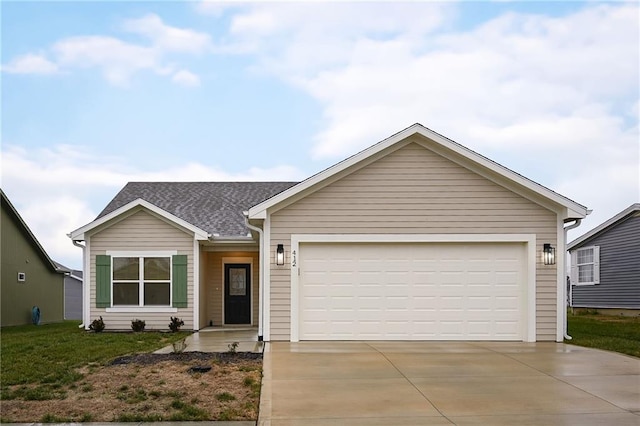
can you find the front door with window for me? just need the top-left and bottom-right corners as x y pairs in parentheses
(224, 264), (251, 324)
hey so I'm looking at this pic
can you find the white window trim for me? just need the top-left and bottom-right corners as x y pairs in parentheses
(571, 246), (600, 286)
(106, 307), (178, 313)
(107, 250), (177, 309)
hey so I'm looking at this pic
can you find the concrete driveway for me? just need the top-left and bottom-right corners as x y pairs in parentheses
(258, 341), (640, 425)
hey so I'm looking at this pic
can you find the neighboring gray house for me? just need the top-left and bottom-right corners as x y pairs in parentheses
(55, 262), (83, 320)
(568, 203), (640, 313)
(65, 269), (83, 320)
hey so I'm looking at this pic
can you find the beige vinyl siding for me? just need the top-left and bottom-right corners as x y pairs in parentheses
(203, 251), (260, 327)
(269, 142), (558, 341)
(89, 209), (195, 330)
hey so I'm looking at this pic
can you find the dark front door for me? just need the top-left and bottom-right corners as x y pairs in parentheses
(224, 264), (251, 324)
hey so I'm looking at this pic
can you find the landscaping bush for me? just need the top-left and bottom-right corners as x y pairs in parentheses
(131, 319), (146, 332)
(89, 317), (105, 332)
(168, 316), (184, 332)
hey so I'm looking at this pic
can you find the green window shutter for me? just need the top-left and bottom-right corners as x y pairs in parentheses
(96, 255), (111, 308)
(172, 255), (188, 308)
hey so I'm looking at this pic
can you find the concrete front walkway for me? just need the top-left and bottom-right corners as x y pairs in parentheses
(154, 327), (263, 353)
(258, 341), (640, 425)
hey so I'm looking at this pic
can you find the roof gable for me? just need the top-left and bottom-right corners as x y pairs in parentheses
(1, 190), (63, 273)
(248, 123), (588, 220)
(568, 203), (640, 250)
(70, 198), (210, 241)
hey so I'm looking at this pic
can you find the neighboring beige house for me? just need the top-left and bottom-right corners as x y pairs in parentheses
(70, 124), (588, 342)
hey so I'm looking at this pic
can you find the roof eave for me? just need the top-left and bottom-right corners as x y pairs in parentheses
(248, 123), (589, 219)
(69, 198), (210, 241)
(567, 203), (640, 250)
(1, 190), (61, 273)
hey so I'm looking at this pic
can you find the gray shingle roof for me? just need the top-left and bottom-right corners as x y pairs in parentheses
(98, 182), (298, 237)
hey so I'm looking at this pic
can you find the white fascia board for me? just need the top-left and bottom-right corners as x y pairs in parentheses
(567, 203), (640, 251)
(69, 198), (209, 241)
(248, 123), (588, 220)
(411, 128), (588, 219)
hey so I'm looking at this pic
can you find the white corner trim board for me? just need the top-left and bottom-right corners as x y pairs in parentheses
(289, 234), (537, 343)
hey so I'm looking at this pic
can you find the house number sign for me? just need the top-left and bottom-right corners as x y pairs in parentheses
(292, 250), (297, 267)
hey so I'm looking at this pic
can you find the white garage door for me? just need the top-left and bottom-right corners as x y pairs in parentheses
(299, 242), (526, 341)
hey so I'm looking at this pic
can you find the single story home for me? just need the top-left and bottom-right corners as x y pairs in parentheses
(568, 203), (639, 314)
(70, 124), (588, 342)
(2, 190), (66, 326)
(55, 261), (84, 320)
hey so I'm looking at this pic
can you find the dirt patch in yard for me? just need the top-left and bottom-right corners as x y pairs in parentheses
(1, 352), (262, 422)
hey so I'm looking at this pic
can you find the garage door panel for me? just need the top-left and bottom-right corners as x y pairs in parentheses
(299, 242), (526, 341)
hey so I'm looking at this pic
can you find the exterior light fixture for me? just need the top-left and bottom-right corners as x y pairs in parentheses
(276, 244), (285, 266)
(543, 243), (556, 265)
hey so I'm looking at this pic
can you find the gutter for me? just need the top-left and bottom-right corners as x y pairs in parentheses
(71, 238), (87, 329)
(562, 218), (583, 340)
(244, 212), (265, 341)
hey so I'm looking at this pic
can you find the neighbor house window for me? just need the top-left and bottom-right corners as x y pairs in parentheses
(573, 246), (600, 285)
(113, 256), (171, 306)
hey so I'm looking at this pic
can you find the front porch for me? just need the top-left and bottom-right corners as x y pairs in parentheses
(199, 249), (260, 331)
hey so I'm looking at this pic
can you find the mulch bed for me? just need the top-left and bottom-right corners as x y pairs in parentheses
(111, 351), (262, 365)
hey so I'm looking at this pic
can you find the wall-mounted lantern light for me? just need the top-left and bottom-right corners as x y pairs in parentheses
(276, 244), (285, 266)
(543, 243), (556, 265)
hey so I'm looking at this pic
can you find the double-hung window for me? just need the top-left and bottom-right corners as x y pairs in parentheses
(113, 256), (171, 306)
(572, 246), (600, 285)
(96, 252), (187, 310)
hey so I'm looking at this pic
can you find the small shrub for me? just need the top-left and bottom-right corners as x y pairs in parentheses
(216, 391), (236, 402)
(89, 316), (105, 332)
(172, 338), (187, 353)
(227, 341), (239, 353)
(131, 319), (146, 332)
(168, 316), (184, 332)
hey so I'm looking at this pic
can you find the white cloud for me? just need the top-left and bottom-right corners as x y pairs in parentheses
(172, 69), (201, 87)
(223, 2), (454, 77)
(52, 36), (159, 85)
(122, 13), (212, 54)
(195, 0), (246, 17)
(2, 53), (58, 74)
(214, 3), (637, 162)
(213, 2), (639, 235)
(1, 144), (305, 269)
(3, 15), (211, 86)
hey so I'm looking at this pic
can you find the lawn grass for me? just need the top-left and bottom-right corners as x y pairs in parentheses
(0, 321), (189, 400)
(567, 311), (640, 358)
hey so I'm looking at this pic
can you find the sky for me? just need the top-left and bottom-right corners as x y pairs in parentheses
(1, 1), (638, 271)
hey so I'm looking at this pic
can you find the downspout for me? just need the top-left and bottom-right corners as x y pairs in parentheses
(72, 239), (86, 329)
(563, 218), (582, 340)
(244, 213), (264, 341)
